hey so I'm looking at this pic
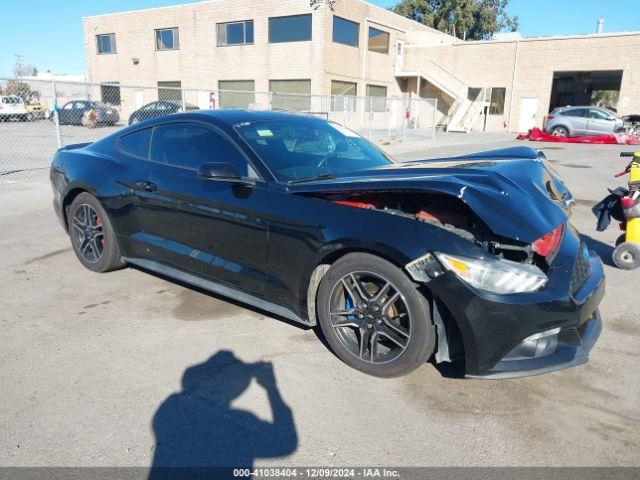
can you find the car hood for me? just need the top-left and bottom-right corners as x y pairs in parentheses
(288, 146), (572, 243)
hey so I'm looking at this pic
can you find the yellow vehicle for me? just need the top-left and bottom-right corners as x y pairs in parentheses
(613, 151), (640, 269)
(26, 103), (49, 121)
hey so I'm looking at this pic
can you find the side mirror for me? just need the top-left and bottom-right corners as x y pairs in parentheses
(198, 162), (254, 185)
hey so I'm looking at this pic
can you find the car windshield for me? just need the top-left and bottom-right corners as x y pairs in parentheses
(235, 119), (393, 182)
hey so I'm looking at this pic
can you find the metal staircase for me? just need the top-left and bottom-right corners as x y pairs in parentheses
(397, 54), (487, 132)
(446, 87), (490, 133)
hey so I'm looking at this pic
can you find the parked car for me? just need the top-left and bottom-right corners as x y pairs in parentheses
(26, 102), (49, 120)
(50, 111), (604, 379)
(545, 106), (625, 137)
(0, 95), (29, 122)
(128, 100), (199, 125)
(56, 100), (119, 126)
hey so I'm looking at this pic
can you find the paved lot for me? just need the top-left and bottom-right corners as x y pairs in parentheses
(1, 134), (639, 468)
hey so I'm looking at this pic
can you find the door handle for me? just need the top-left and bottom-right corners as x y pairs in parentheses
(135, 180), (157, 192)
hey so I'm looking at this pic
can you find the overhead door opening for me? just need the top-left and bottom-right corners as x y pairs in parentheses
(549, 70), (623, 112)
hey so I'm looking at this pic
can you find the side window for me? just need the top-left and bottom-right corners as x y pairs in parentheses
(63, 103), (74, 110)
(150, 123), (250, 175)
(119, 128), (152, 159)
(589, 109), (609, 120)
(564, 108), (586, 117)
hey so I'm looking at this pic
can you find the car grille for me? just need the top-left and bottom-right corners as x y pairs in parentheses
(570, 243), (591, 295)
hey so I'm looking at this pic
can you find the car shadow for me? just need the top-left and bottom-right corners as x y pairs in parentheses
(148, 350), (298, 480)
(132, 265), (312, 331)
(580, 234), (615, 267)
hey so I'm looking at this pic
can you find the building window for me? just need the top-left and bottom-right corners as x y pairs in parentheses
(96, 34), (116, 54)
(269, 14), (312, 43)
(158, 81), (182, 103)
(366, 84), (387, 112)
(333, 16), (359, 47)
(368, 27), (389, 54)
(489, 87), (506, 115)
(219, 80), (256, 108)
(155, 28), (179, 50)
(467, 87), (482, 101)
(269, 79), (311, 111)
(217, 20), (254, 46)
(331, 80), (357, 111)
(100, 83), (121, 106)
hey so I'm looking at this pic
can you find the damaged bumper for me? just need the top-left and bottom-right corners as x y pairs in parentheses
(466, 309), (602, 379)
(426, 233), (605, 379)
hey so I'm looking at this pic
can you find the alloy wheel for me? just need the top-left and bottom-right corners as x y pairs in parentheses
(328, 271), (411, 364)
(72, 204), (104, 263)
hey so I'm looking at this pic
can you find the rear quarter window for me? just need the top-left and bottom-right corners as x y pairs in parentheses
(562, 109), (587, 117)
(118, 128), (152, 159)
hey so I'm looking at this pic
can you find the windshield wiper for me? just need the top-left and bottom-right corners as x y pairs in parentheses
(287, 173), (337, 185)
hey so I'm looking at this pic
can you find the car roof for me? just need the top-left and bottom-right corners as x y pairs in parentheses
(186, 109), (326, 125)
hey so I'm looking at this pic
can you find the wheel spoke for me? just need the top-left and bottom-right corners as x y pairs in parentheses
(383, 314), (410, 338)
(80, 238), (91, 256)
(379, 325), (408, 349)
(381, 291), (400, 311)
(73, 215), (87, 229)
(372, 281), (391, 303)
(341, 278), (364, 305)
(90, 238), (102, 257)
(333, 318), (360, 328)
(369, 331), (378, 362)
(331, 308), (357, 317)
(350, 274), (370, 301)
(359, 328), (372, 359)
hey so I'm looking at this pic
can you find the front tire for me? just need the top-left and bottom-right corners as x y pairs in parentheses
(316, 253), (436, 378)
(68, 193), (125, 273)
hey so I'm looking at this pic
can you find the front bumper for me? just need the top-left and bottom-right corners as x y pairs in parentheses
(426, 233), (606, 379)
(466, 309), (602, 379)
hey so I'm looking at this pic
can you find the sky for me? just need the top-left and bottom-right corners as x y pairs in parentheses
(1, 0), (638, 78)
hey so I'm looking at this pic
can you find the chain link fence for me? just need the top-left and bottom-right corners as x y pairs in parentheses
(0, 77), (437, 184)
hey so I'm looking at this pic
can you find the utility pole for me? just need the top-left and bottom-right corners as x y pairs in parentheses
(14, 54), (25, 79)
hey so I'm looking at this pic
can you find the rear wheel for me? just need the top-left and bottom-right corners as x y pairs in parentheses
(551, 126), (569, 137)
(317, 253), (435, 378)
(68, 193), (125, 272)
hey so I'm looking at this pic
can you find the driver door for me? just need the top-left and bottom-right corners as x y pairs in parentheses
(136, 121), (270, 296)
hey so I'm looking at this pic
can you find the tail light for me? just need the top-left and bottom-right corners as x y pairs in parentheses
(532, 224), (564, 259)
(546, 115), (554, 121)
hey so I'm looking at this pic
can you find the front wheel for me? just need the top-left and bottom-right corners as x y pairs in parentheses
(316, 253), (436, 378)
(68, 193), (126, 273)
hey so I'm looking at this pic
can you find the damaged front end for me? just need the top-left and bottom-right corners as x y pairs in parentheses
(289, 149), (604, 378)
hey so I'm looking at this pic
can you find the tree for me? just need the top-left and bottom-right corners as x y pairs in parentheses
(4, 81), (41, 103)
(390, 0), (519, 41)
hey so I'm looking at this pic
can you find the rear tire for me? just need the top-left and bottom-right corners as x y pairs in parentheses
(613, 242), (640, 270)
(68, 193), (125, 273)
(551, 126), (569, 137)
(316, 253), (435, 378)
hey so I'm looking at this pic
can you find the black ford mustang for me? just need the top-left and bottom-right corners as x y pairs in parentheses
(50, 110), (604, 378)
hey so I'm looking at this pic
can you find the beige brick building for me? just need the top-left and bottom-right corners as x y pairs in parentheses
(83, 0), (640, 132)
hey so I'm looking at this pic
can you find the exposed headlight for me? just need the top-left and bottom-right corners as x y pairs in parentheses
(434, 253), (548, 294)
